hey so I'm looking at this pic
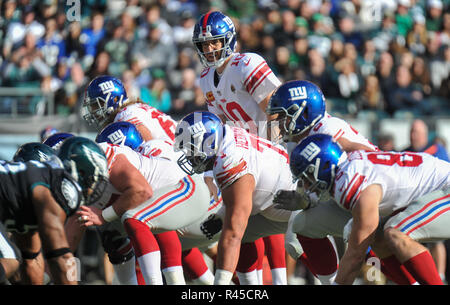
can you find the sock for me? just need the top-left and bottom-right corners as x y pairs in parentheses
(191, 270), (215, 285)
(236, 239), (265, 285)
(403, 251), (443, 285)
(162, 265), (186, 285)
(378, 254), (417, 285)
(263, 234), (287, 285)
(155, 231), (185, 284)
(297, 235), (338, 284)
(112, 257), (138, 285)
(182, 248), (211, 282)
(123, 218), (163, 285)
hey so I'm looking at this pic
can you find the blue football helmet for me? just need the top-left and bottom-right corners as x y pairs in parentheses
(192, 11), (237, 68)
(290, 134), (344, 200)
(267, 80), (326, 142)
(43, 132), (75, 150)
(40, 126), (59, 142)
(82, 75), (128, 128)
(174, 111), (224, 175)
(96, 121), (144, 150)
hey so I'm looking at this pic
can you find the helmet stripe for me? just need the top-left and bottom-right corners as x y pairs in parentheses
(202, 12), (212, 34)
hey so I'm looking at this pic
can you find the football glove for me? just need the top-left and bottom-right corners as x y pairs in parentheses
(200, 214), (223, 240)
(273, 189), (312, 211)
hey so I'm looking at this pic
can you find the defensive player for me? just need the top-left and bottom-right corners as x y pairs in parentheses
(174, 111), (296, 285)
(193, 11), (286, 284)
(0, 137), (109, 284)
(289, 134), (450, 284)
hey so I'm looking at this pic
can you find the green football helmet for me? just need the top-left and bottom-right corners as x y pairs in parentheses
(13, 142), (57, 163)
(57, 136), (109, 206)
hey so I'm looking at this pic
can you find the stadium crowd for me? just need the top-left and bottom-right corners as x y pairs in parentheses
(0, 0), (449, 286)
(0, 0), (449, 119)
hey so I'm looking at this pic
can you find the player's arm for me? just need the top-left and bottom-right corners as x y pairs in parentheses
(32, 185), (77, 285)
(335, 184), (382, 284)
(337, 137), (377, 153)
(12, 230), (45, 284)
(259, 89), (277, 120)
(136, 124), (153, 142)
(214, 174), (255, 284)
(77, 154), (153, 226)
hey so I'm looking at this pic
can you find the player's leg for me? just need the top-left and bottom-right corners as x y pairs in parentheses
(383, 190), (450, 285)
(290, 200), (349, 284)
(155, 231), (185, 284)
(122, 218), (162, 285)
(236, 238), (264, 285)
(182, 247), (214, 285)
(263, 234), (287, 285)
(0, 223), (21, 284)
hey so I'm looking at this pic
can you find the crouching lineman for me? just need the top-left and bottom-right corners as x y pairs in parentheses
(289, 134), (450, 284)
(76, 121), (221, 285)
(0, 137), (108, 284)
(173, 111), (329, 285)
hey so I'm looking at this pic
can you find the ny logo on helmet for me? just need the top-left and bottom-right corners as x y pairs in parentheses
(189, 122), (207, 138)
(98, 81), (115, 95)
(300, 142), (321, 161)
(107, 130), (125, 145)
(289, 86), (308, 101)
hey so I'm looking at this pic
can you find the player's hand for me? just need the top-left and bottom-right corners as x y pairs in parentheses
(76, 206), (104, 227)
(273, 189), (311, 211)
(200, 214), (223, 240)
(204, 176), (219, 202)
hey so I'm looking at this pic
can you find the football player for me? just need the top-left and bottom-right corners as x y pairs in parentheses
(174, 111), (296, 285)
(290, 134), (450, 284)
(0, 138), (108, 284)
(193, 11), (286, 284)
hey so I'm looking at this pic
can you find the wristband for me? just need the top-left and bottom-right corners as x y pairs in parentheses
(214, 269), (233, 285)
(102, 206), (119, 222)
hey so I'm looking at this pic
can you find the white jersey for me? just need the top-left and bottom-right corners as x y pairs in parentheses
(199, 52), (281, 137)
(307, 112), (378, 151)
(99, 142), (186, 194)
(213, 125), (295, 215)
(136, 139), (183, 162)
(333, 150), (450, 217)
(114, 103), (177, 143)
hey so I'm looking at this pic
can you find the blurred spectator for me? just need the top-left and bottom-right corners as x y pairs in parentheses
(131, 22), (177, 72)
(376, 51), (396, 103)
(139, 69), (171, 113)
(305, 48), (336, 97)
(404, 118), (449, 160)
(2, 6), (45, 59)
(87, 50), (111, 79)
(36, 18), (66, 69)
(169, 67), (206, 117)
(289, 34), (309, 74)
(406, 14), (428, 56)
(440, 12), (450, 46)
(336, 57), (360, 99)
(425, 0), (444, 32)
(377, 133), (396, 151)
(80, 11), (106, 63)
(2, 31), (50, 87)
(237, 21), (260, 53)
(65, 21), (85, 62)
(172, 10), (196, 49)
(358, 39), (377, 78)
(372, 11), (398, 52)
(122, 69), (140, 101)
(386, 64), (424, 116)
(411, 56), (432, 96)
(275, 9), (297, 47)
(395, 0), (414, 38)
(138, 3), (174, 45)
(99, 24), (131, 77)
(355, 74), (386, 112)
(337, 14), (363, 50)
(430, 45), (450, 95)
